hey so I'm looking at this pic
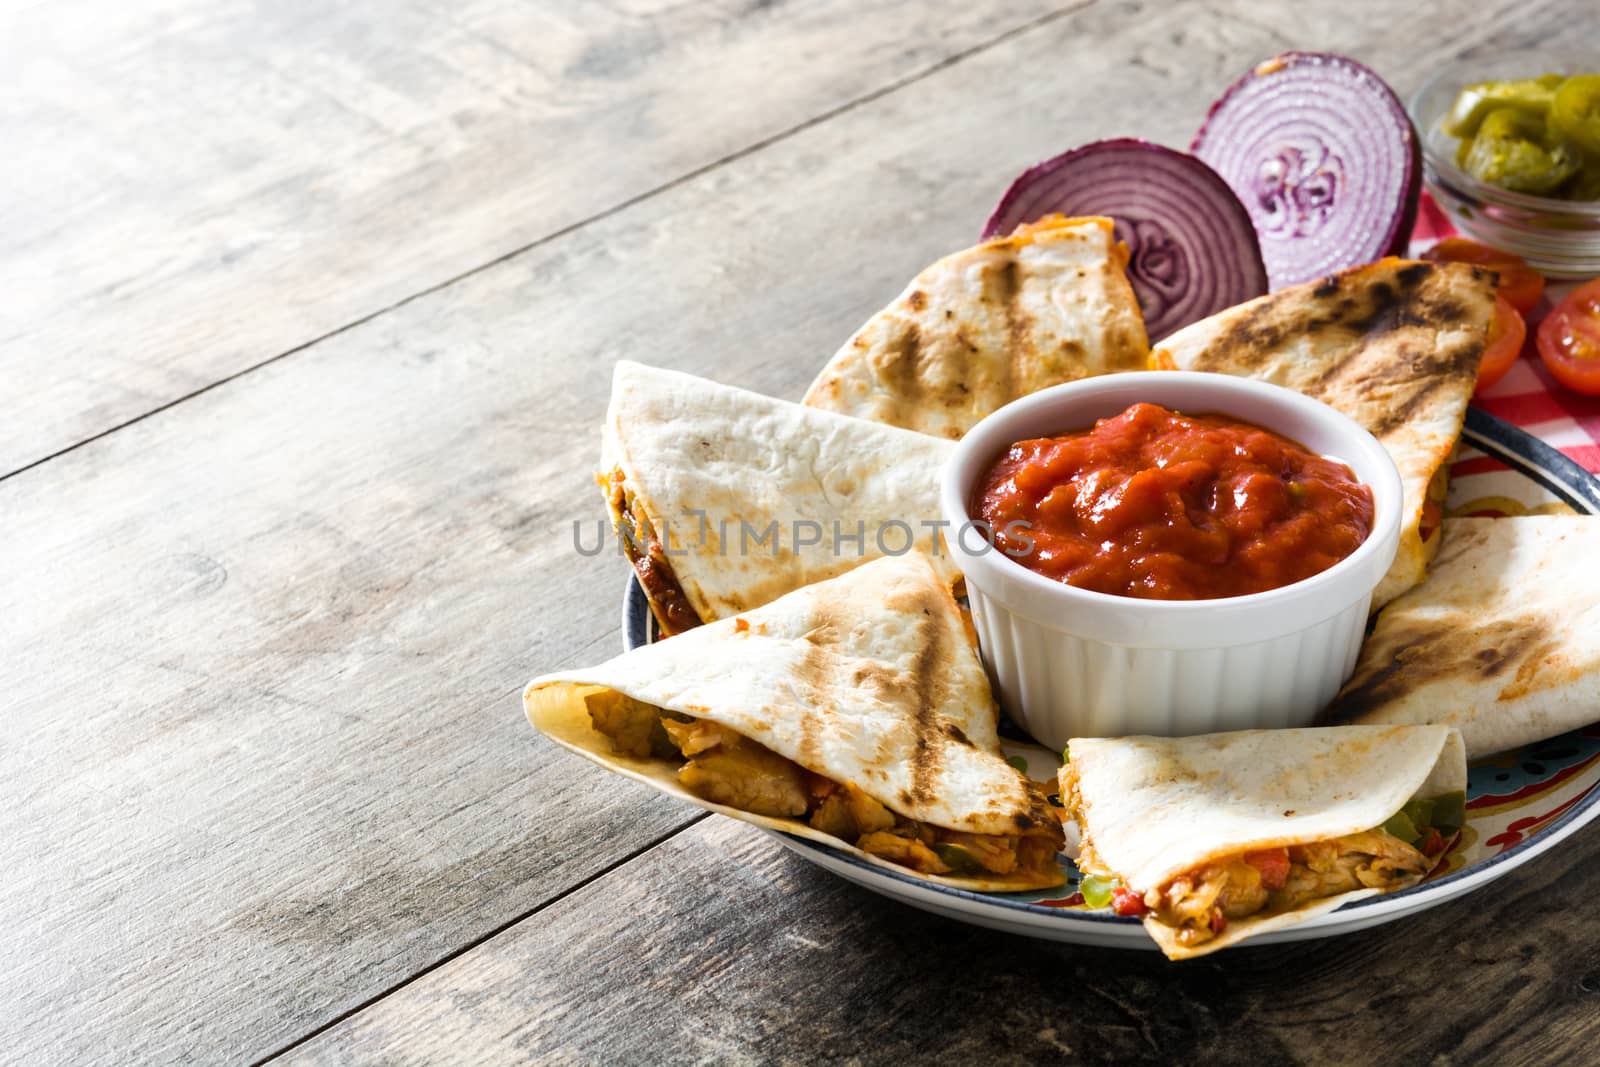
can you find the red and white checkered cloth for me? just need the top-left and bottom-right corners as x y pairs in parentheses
(1409, 192), (1600, 476)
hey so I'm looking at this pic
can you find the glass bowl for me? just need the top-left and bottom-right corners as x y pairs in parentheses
(1408, 49), (1600, 277)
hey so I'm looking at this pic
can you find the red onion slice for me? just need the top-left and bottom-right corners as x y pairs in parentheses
(982, 139), (1268, 340)
(1192, 52), (1421, 289)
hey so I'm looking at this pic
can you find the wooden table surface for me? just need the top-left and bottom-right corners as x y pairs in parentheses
(8, 1), (1598, 1063)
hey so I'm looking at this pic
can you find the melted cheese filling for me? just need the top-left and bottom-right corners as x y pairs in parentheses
(1147, 831), (1428, 949)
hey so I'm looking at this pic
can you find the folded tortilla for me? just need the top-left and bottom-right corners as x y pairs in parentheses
(527, 552), (1066, 891)
(802, 215), (1150, 439)
(1152, 259), (1495, 608)
(1061, 725), (1465, 959)
(1327, 516), (1600, 757)
(601, 361), (957, 635)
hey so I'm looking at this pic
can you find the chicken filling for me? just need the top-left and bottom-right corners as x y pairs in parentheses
(600, 469), (703, 636)
(1062, 762), (1447, 949)
(1139, 830), (1431, 949)
(585, 691), (1061, 879)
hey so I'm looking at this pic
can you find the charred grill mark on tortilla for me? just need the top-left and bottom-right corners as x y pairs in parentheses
(1350, 345), (1483, 442)
(891, 572), (1057, 827)
(874, 319), (925, 430)
(802, 579), (989, 816)
(882, 320), (923, 385)
(908, 603), (946, 807)
(1474, 623), (1551, 678)
(1058, 337), (1088, 370)
(1184, 261), (1482, 363)
(999, 257), (1036, 398)
(795, 595), (847, 771)
(1349, 281), (1399, 331)
(990, 258), (1022, 406)
(1501, 634), (1571, 702)
(804, 217), (1148, 439)
(859, 584), (1049, 825)
(1182, 294), (1288, 365)
(882, 573), (1059, 830)
(1306, 517), (1597, 756)
(1395, 261), (1432, 290)
(943, 723), (974, 747)
(1360, 376), (1451, 440)
(992, 257), (1021, 305)
(1176, 263), (1491, 448)
(1330, 616), (1557, 718)
(1432, 517), (1495, 565)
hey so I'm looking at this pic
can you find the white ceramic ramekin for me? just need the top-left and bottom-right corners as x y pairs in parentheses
(941, 371), (1402, 750)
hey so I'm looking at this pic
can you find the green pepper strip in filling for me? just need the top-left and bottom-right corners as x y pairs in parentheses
(584, 691), (1063, 880)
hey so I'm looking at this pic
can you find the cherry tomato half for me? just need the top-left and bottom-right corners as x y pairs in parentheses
(1476, 294), (1526, 393)
(1537, 279), (1600, 396)
(1423, 237), (1546, 316)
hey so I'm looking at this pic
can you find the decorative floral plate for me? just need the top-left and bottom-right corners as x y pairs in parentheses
(622, 408), (1600, 949)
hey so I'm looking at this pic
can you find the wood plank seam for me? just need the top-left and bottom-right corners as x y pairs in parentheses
(0, 0), (1096, 488)
(249, 813), (711, 1066)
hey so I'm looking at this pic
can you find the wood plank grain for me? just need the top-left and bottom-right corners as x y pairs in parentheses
(0, 0), (1070, 477)
(281, 815), (1600, 1065)
(4, 0), (1589, 1062)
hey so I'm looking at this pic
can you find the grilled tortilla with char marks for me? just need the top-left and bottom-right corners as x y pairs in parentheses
(803, 215), (1150, 440)
(588, 691), (1060, 881)
(1062, 762), (1433, 953)
(600, 361), (957, 636)
(1059, 725), (1465, 958)
(1152, 259), (1495, 608)
(526, 553), (1064, 891)
(1327, 516), (1600, 758)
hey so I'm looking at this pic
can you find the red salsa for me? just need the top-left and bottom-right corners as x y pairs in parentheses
(972, 402), (1374, 600)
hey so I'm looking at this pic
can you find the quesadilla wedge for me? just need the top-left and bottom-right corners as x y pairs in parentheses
(526, 553), (1066, 891)
(802, 215), (1150, 439)
(601, 361), (957, 636)
(1152, 259), (1496, 608)
(1327, 516), (1600, 757)
(1060, 725), (1465, 959)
